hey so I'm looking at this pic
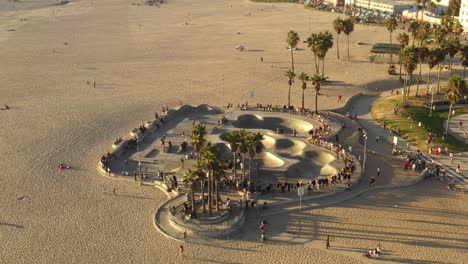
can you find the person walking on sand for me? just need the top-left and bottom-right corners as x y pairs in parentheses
(260, 57), (263, 63)
(179, 244), (184, 257)
(113, 188), (116, 195)
(377, 167), (380, 177)
(326, 234), (330, 249)
(456, 164), (461, 174)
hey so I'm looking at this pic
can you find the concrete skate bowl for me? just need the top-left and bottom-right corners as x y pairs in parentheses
(274, 138), (306, 156)
(261, 152), (285, 168)
(285, 150), (338, 179)
(232, 114), (316, 134)
(166, 104), (221, 119)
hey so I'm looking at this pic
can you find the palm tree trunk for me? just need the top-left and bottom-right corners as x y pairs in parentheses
(215, 181), (219, 212)
(314, 55), (319, 75)
(291, 49), (295, 73)
(315, 89), (319, 114)
(407, 73), (413, 97)
(322, 59), (325, 79)
(233, 152), (237, 181)
(201, 180), (206, 212)
(399, 62), (403, 81)
(390, 32), (393, 64)
(403, 72), (407, 103)
(249, 156), (253, 183)
(449, 56), (454, 76)
(208, 170), (212, 216)
(191, 188), (196, 217)
(429, 81), (435, 116)
(336, 34), (340, 60)
(302, 89), (305, 110)
(437, 64), (442, 94)
(347, 35), (350, 60)
(464, 66), (466, 79)
(426, 68), (431, 95)
(446, 103), (454, 136)
(416, 62), (422, 96)
(242, 154), (245, 180)
(288, 84), (292, 107)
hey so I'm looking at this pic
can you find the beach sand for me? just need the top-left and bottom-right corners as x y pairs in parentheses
(0, 0), (466, 263)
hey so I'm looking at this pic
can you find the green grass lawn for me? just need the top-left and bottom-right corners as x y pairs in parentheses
(371, 94), (468, 152)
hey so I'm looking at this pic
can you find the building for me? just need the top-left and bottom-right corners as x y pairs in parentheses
(460, 0), (468, 31)
(353, 0), (414, 15)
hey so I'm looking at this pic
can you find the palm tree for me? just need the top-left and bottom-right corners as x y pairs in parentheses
(437, 47), (448, 94)
(317, 31), (333, 79)
(397, 32), (410, 81)
(427, 48), (446, 116)
(286, 30), (300, 73)
(298, 72), (310, 110)
(311, 74), (322, 114)
(212, 159), (226, 212)
(245, 133), (256, 183)
(408, 21), (420, 45)
(183, 169), (199, 218)
(385, 17), (397, 64)
(194, 160), (206, 212)
(445, 75), (466, 135)
(225, 131), (240, 180)
(421, 0), (427, 21)
(415, 0), (422, 21)
(415, 46), (429, 96)
(307, 33), (321, 75)
(416, 22), (431, 46)
(333, 17), (344, 60)
(401, 46), (418, 102)
(459, 44), (468, 79)
(342, 18), (354, 60)
(253, 132), (264, 179)
(238, 129), (249, 180)
(190, 123), (206, 161)
(202, 141), (219, 216)
(444, 37), (461, 75)
(285, 70), (296, 107)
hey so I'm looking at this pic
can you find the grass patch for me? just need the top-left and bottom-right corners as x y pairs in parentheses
(371, 93), (468, 152)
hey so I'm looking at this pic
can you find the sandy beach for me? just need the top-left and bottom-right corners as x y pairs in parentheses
(0, 0), (467, 263)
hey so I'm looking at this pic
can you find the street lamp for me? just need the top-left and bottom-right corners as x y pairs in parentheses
(363, 130), (368, 174)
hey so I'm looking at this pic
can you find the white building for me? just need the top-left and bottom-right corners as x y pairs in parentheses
(353, 0), (414, 15)
(460, 0), (468, 31)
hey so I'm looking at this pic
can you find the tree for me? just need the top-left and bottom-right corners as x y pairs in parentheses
(212, 158), (226, 212)
(342, 18), (354, 60)
(298, 72), (310, 110)
(459, 44), (468, 79)
(416, 22), (431, 46)
(385, 17), (398, 64)
(407, 21), (420, 45)
(436, 47), (448, 93)
(421, 0), (427, 21)
(183, 169), (199, 218)
(194, 160), (206, 213)
(415, 0), (422, 21)
(445, 75), (466, 135)
(238, 129), (248, 180)
(397, 32), (410, 81)
(311, 74), (322, 114)
(245, 133), (256, 183)
(401, 46), (418, 102)
(307, 33), (321, 75)
(202, 141), (220, 216)
(190, 122), (206, 161)
(253, 132), (264, 179)
(317, 31), (334, 79)
(333, 17), (344, 60)
(449, 0), (461, 19)
(284, 70), (296, 107)
(286, 30), (300, 73)
(427, 48), (445, 116)
(225, 131), (240, 180)
(443, 37), (461, 75)
(415, 46), (429, 96)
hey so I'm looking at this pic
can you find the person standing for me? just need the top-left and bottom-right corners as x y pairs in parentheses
(326, 234), (330, 249)
(179, 244), (184, 257)
(377, 167), (380, 177)
(456, 164), (461, 174)
(449, 152), (454, 163)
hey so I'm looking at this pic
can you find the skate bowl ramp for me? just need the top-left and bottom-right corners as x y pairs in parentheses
(232, 114), (315, 134)
(261, 152), (285, 168)
(275, 138), (306, 156)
